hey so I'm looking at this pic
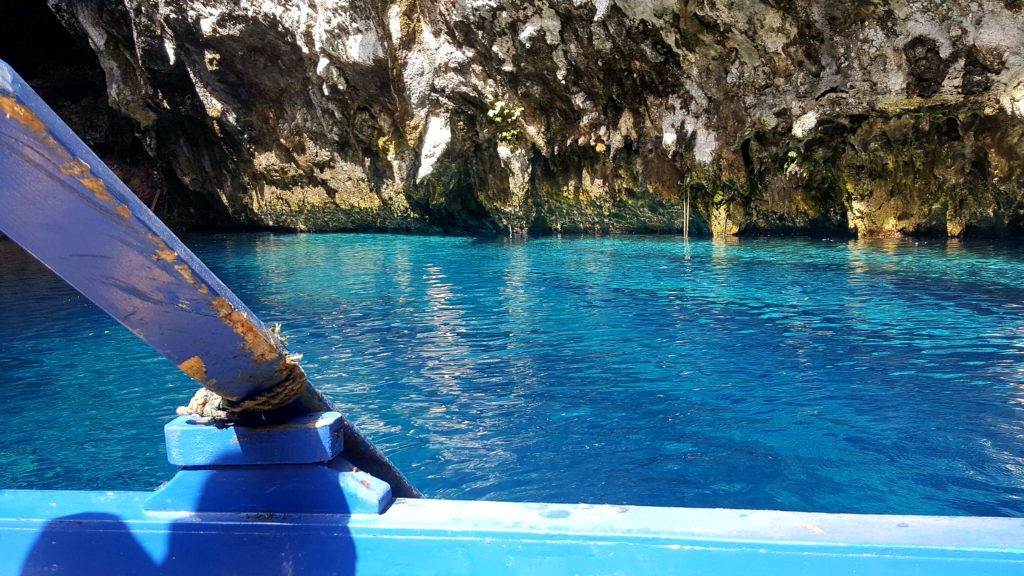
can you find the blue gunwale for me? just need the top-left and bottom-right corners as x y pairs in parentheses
(1, 490), (1023, 574)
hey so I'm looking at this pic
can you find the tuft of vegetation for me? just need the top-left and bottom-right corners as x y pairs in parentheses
(784, 150), (806, 179)
(377, 136), (398, 160)
(487, 100), (524, 145)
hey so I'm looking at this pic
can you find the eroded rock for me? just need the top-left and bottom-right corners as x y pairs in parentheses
(7, 0), (1024, 237)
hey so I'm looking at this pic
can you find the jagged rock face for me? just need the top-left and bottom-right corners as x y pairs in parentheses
(18, 0), (1024, 235)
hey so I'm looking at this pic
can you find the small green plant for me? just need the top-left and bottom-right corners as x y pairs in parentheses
(784, 150), (806, 179)
(487, 100), (524, 145)
(377, 136), (398, 160)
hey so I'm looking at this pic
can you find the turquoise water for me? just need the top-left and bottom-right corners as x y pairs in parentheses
(2, 234), (1024, 516)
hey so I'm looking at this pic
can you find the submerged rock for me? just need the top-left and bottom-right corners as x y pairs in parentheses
(6, 0), (1024, 236)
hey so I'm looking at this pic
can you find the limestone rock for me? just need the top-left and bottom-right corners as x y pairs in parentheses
(7, 0), (1024, 236)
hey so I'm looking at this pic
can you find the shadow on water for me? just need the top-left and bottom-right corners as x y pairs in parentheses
(18, 426), (360, 576)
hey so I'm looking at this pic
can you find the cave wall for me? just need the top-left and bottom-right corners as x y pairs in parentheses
(5, 1), (1024, 236)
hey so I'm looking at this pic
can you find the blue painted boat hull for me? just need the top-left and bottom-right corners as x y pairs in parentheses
(3, 490), (1023, 575)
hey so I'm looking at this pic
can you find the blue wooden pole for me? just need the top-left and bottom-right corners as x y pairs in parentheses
(0, 61), (290, 406)
(0, 59), (418, 497)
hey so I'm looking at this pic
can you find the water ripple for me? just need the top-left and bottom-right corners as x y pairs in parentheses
(3, 235), (1024, 516)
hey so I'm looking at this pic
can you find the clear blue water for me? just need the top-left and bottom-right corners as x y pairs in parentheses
(2, 234), (1024, 517)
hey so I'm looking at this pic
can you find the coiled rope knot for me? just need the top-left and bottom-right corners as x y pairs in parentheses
(176, 356), (312, 421)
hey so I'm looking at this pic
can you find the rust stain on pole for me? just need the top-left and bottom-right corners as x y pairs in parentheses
(178, 355), (208, 383)
(212, 297), (282, 365)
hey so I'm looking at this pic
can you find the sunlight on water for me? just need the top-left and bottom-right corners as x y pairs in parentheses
(2, 234), (1024, 516)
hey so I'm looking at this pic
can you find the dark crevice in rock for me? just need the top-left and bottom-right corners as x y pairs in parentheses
(903, 36), (952, 98)
(961, 45), (1005, 96)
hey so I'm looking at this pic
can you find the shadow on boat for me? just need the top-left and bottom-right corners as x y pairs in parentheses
(18, 437), (360, 575)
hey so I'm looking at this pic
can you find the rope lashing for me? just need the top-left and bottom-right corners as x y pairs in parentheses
(176, 355), (315, 420)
